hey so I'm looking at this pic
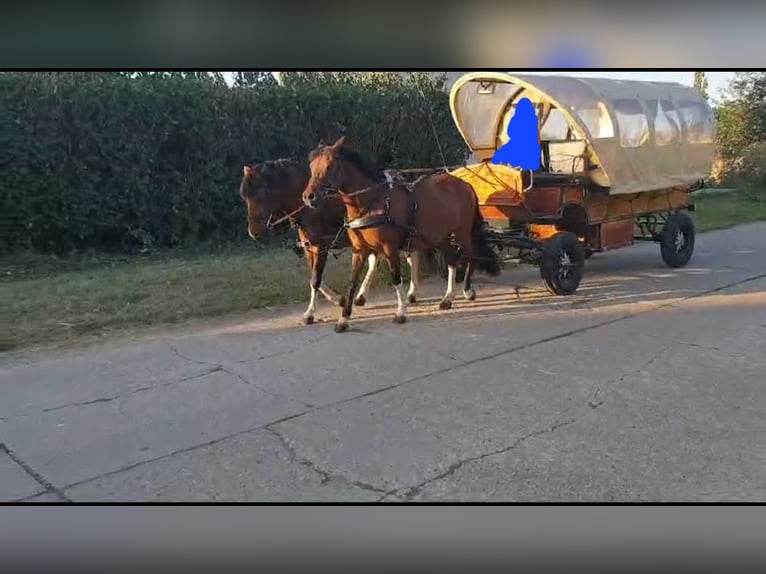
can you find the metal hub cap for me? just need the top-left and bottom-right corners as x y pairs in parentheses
(674, 230), (686, 252)
(559, 251), (572, 278)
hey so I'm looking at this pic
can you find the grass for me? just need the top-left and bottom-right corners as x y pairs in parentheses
(2, 188), (764, 353)
(691, 187), (766, 232)
(0, 242), (407, 353)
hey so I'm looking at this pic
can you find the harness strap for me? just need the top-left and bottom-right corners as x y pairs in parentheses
(266, 204), (306, 230)
(343, 174), (429, 255)
(346, 209), (391, 230)
(293, 225), (350, 259)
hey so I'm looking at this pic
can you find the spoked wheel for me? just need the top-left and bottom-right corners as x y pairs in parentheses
(539, 231), (586, 296)
(660, 212), (695, 268)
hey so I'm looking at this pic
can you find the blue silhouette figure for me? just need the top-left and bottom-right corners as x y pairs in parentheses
(491, 98), (541, 171)
(539, 42), (594, 69)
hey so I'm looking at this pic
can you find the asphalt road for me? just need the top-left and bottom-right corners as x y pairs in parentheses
(2, 222), (765, 502)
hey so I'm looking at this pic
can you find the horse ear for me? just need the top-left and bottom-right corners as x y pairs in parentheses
(243, 165), (253, 177)
(332, 135), (348, 150)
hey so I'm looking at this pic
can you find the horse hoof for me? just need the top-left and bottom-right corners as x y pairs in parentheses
(354, 295), (366, 307)
(439, 300), (452, 310)
(464, 289), (476, 301)
(407, 294), (417, 304)
(392, 315), (407, 325)
(302, 315), (314, 325)
(334, 322), (349, 333)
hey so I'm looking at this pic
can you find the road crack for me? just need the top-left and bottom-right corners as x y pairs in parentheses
(1, 442), (70, 502)
(265, 427), (393, 498)
(36, 367), (223, 416)
(585, 345), (671, 410)
(231, 336), (327, 364)
(397, 419), (576, 501)
(170, 347), (313, 408)
(618, 346), (671, 384)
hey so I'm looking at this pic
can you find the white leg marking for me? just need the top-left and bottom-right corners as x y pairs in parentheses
(438, 265), (456, 309)
(406, 254), (419, 300)
(303, 282), (319, 321)
(394, 281), (408, 318)
(356, 253), (377, 301)
(444, 265), (456, 301)
(319, 285), (340, 304)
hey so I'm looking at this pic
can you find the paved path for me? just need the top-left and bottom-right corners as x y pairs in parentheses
(2, 223), (765, 502)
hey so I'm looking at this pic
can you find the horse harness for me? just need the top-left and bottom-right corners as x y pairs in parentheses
(344, 170), (424, 254)
(265, 206), (349, 259)
(266, 170), (424, 257)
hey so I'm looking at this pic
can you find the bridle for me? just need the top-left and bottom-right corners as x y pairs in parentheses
(306, 158), (345, 204)
(307, 155), (389, 206)
(246, 184), (349, 257)
(263, 205), (305, 230)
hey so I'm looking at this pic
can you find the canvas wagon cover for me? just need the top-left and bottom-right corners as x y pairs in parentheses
(449, 72), (716, 196)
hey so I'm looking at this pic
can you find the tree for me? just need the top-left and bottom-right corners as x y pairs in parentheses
(233, 72), (277, 88)
(712, 72), (766, 186)
(730, 72), (766, 143)
(716, 72), (766, 158)
(209, 72), (228, 86)
(694, 71), (709, 100)
(714, 101), (749, 161)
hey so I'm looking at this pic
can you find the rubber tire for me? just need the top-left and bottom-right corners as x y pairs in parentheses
(539, 231), (586, 296)
(660, 212), (695, 268)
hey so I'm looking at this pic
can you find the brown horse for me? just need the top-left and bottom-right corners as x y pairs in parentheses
(239, 157), (424, 325)
(302, 136), (501, 333)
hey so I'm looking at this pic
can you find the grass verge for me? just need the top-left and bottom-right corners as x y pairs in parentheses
(0, 243), (407, 352)
(2, 188), (764, 352)
(691, 188), (766, 232)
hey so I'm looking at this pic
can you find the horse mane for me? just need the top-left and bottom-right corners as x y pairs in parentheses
(241, 157), (308, 201)
(309, 142), (387, 183)
(254, 157), (306, 188)
(257, 157), (302, 175)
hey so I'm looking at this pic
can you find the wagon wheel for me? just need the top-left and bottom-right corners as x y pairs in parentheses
(660, 212), (695, 268)
(539, 231), (585, 296)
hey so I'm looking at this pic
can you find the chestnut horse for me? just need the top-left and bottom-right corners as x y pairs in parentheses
(302, 136), (500, 333)
(239, 157), (424, 325)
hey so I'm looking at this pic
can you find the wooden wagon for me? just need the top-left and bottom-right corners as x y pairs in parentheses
(443, 71), (716, 295)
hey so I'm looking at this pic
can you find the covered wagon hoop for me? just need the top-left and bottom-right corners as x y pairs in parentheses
(448, 71), (716, 196)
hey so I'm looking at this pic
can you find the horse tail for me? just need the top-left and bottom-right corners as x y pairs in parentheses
(470, 200), (501, 277)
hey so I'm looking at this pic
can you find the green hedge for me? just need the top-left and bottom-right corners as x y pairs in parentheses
(0, 72), (468, 255)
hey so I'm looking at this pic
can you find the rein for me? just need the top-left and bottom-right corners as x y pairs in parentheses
(265, 204), (306, 230)
(264, 202), (350, 259)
